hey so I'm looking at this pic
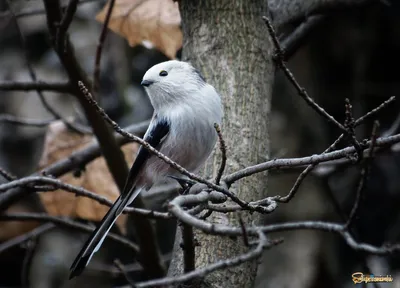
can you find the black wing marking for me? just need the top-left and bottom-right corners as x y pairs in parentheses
(120, 115), (170, 197)
(69, 115), (170, 279)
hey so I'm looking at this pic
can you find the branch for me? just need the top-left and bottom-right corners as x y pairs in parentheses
(0, 176), (170, 219)
(0, 114), (55, 127)
(345, 121), (379, 229)
(6, 1), (88, 135)
(214, 123), (227, 185)
(224, 132), (400, 184)
(0, 81), (72, 93)
(264, 16), (348, 134)
(0, 223), (55, 254)
(1, 0), (98, 18)
(0, 213), (140, 254)
(93, 0), (116, 93)
(168, 192), (400, 255)
(133, 230), (280, 288)
(0, 166), (17, 181)
(269, 0), (375, 29)
(279, 15), (325, 61)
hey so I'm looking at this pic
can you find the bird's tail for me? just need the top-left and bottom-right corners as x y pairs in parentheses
(69, 190), (139, 279)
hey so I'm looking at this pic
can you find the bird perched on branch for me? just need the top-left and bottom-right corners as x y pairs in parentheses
(69, 60), (223, 279)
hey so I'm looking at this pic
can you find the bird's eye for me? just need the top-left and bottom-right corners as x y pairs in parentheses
(159, 70), (168, 77)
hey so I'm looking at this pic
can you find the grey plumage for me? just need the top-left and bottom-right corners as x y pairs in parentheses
(69, 60), (223, 279)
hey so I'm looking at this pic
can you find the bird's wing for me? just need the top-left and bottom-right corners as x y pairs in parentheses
(120, 114), (170, 198)
(69, 115), (170, 279)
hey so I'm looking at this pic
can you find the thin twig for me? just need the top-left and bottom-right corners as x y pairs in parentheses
(214, 123), (227, 185)
(57, 0), (79, 51)
(0, 213), (140, 253)
(134, 230), (278, 288)
(0, 223), (55, 254)
(0, 81), (72, 93)
(279, 15), (325, 61)
(93, 0), (116, 94)
(263, 16), (347, 133)
(0, 166), (17, 181)
(224, 132), (400, 185)
(1, 0), (99, 18)
(238, 215), (250, 247)
(0, 121), (150, 211)
(276, 134), (344, 203)
(114, 259), (137, 287)
(354, 96), (395, 126)
(0, 176), (170, 219)
(0, 114), (55, 127)
(345, 121), (379, 229)
(344, 98), (362, 159)
(271, 96), (396, 202)
(168, 192), (400, 255)
(5, 0), (88, 135)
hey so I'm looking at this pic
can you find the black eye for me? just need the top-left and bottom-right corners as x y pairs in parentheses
(159, 70), (168, 76)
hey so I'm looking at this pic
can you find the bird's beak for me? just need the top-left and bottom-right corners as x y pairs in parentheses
(141, 80), (154, 87)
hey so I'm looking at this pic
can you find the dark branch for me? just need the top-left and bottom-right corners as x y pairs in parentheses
(279, 15), (325, 61)
(93, 0), (116, 93)
(0, 223), (55, 254)
(0, 176), (170, 219)
(0, 213), (140, 254)
(0, 81), (72, 93)
(345, 121), (379, 229)
(214, 123), (227, 185)
(135, 230), (280, 288)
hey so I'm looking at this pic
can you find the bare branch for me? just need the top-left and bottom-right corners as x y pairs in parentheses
(5, 1), (89, 135)
(0, 213), (140, 254)
(0, 0), (99, 19)
(264, 16), (349, 134)
(0, 114), (55, 127)
(0, 176), (170, 219)
(269, 0), (374, 29)
(273, 96), (395, 202)
(345, 121), (379, 229)
(0, 81), (72, 93)
(93, 0), (116, 93)
(134, 230), (280, 288)
(279, 15), (325, 60)
(114, 259), (137, 287)
(0, 166), (17, 181)
(224, 132), (400, 184)
(0, 223), (55, 254)
(214, 123), (227, 185)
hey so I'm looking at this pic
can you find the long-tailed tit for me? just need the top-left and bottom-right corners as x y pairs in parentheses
(69, 60), (223, 279)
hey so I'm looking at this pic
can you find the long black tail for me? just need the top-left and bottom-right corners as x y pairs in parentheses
(69, 195), (127, 279)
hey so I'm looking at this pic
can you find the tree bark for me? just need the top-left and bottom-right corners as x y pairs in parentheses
(168, 1), (274, 287)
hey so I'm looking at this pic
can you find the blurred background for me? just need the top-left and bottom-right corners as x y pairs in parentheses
(0, 0), (400, 287)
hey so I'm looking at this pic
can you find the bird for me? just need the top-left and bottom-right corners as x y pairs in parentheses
(69, 60), (224, 279)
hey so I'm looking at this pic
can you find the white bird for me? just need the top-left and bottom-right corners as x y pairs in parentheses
(69, 60), (223, 279)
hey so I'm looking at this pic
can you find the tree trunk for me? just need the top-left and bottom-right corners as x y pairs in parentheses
(168, 1), (274, 287)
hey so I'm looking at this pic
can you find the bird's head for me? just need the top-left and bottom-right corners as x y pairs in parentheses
(141, 60), (208, 110)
